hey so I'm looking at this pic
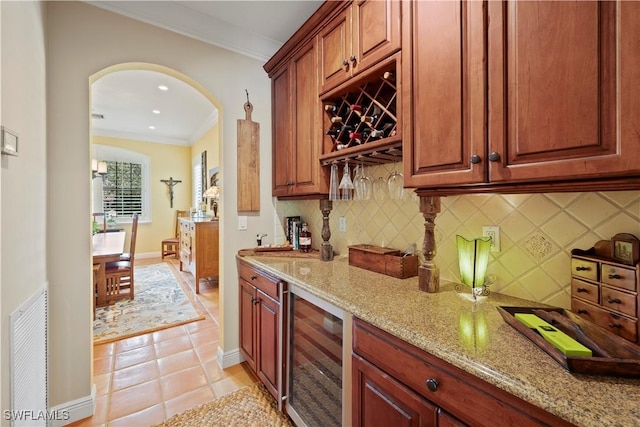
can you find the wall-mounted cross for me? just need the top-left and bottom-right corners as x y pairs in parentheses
(160, 177), (182, 208)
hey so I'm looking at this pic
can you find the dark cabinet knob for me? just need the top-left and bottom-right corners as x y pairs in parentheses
(250, 275), (257, 281)
(608, 274), (622, 280)
(488, 152), (501, 162)
(343, 59), (349, 66)
(575, 266), (590, 271)
(350, 55), (357, 63)
(470, 154), (481, 164)
(425, 378), (439, 392)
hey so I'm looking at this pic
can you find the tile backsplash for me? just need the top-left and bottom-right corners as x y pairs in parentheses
(275, 164), (640, 309)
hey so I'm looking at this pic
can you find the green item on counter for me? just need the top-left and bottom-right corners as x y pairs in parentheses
(515, 313), (592, 357)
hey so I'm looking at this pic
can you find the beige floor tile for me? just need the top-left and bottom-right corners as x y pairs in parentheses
(108, 379), (163, 421)
(202, 359), (226, 383)
(93, 342), (114, 358)
(114, 345), (156, 370)
(112, 360), (160, 392)
(189, 327), (219, 347)
(114, 334), (153, 353)
(160, 365), (209, 400)
(108, 403), (166, 427)
(164, 385), (215, 419)
(193, 341), (218, 364)
(157, 348), (199, 377)
(93, 372), (111, 397)
(185, 319), (216, 333)
(152, 324), (187, 342)
(154, 334), (193, 359)
(93, 356), (112, 376)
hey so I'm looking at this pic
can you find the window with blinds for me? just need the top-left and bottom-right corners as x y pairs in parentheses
(103, 161), (143, 217)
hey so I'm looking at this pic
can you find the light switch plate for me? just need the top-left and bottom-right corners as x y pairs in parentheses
(238, 216), (248, 230)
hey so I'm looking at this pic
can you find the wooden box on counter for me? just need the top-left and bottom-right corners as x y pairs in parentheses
(348, 244), (418, 279)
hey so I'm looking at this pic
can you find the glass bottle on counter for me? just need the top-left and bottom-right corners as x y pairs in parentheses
(299, 223), (312, 253)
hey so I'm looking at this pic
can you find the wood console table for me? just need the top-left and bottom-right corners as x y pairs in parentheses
(179, 218), (219, 293)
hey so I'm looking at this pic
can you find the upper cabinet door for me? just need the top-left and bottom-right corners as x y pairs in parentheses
(271, 65), (293, 196)
(403, 0), (486, 187)
(319, 6), (352, 94)
(488, 1), (640, 182)
(352, 0), (402, 75)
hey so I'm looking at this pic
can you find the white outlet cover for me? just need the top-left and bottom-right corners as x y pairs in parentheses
(238, 216), (248, 230)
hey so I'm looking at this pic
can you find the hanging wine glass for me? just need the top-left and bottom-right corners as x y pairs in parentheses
(329, 162), (339, 201)
(357, 161), (372, 200)
(387, 156), (404, 200)
(338, 161), (354, 200)
(373, 176), (387, 201)
(353, 164), (363, 200)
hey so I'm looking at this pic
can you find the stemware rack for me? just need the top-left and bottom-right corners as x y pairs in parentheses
(319, 59), (401, 167)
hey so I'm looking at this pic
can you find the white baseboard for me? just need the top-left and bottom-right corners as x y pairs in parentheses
(216, 346), (244, 369)
(136, 252), (162, 259)
(49, 385), (95, 427)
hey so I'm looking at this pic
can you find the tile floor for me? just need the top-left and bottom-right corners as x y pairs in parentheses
(70, 258), (257, 427)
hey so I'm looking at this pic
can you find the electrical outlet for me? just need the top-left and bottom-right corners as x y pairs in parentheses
(238, 216), (248, 231)
(339, 216), (347, 233)
(482, 226), (501, 252)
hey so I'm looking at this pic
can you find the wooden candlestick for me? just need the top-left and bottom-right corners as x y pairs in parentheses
(418, 195), (441, 293)
(319, 199), (334, 261)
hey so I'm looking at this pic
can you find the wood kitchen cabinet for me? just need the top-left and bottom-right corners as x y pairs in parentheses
(319, 0), (401, 94)
(404, 0), (640, 190)
(178, 218), (218, 293)
(270, 38), (328, 198)
(352, 318), (575, 427)
(237, 258), (287, 405)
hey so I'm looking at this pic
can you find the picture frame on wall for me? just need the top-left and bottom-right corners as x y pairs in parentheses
(611, 233), (640, 266)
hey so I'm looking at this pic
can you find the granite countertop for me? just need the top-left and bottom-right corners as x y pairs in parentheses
(239, 254), (640, 427)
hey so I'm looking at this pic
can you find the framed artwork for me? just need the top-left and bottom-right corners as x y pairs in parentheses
(611, 233), (639, 265)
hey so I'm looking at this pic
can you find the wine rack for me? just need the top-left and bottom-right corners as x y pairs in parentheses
(319, 57), (401, 166)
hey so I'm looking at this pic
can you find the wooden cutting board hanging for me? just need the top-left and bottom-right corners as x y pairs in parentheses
(237, 90), (260, 212)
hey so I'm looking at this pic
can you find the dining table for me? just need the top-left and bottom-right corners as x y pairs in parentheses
(92, 231), (126, 307)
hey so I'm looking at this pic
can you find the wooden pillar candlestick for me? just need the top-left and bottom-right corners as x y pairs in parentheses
(319, 199), (334, 261)
(418, 195), (441, 293)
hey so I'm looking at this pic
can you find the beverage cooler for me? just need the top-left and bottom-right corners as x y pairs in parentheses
(285, 285), (351, 427)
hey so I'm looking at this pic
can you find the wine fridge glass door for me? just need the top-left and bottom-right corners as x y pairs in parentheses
(286, 287), (346, 427)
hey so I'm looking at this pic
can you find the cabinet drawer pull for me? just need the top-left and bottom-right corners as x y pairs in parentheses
(488, 152), (501, 162)
(576, 288), (589, 293)
(608, 274), (622, 280)
(607, 298), (622, 304)
(577, 309), (588, 314)
(350, 55), (357, 63)
(470, 154), (481, 164)
(575, 266), (590, 271)
(609, 323), (622, 329)
(342, 59), (349, 67)
(251, 275), (257, 281)
(425, 378), (439, 392)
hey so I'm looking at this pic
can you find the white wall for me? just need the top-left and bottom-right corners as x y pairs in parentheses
(47, 1), (274, 410)
(0, 1), (48, 419)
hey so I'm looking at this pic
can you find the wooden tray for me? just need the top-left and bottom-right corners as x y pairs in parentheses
(497, 306), (640, 377)
(238, 248), (320, 258)
(348, 244), (418, 279)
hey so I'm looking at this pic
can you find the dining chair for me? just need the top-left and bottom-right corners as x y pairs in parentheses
(104, 213), (138, 303)
(93, 264), (100, 320)
(161, 209), (189, 259)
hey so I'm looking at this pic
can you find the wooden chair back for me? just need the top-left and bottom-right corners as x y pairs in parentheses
(128, 213), (139, 264)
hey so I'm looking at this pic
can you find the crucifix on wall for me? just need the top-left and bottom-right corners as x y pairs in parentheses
(160, 177), (182, 208)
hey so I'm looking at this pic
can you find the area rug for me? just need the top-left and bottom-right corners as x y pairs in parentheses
(154, 383), (293, 427)
(93, 262), (204, 344)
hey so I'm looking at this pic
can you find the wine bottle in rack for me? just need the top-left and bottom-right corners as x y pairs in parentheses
(325, 128), (341, 137)
(360, 114), (379, 127)
(348, 131), (362, 145)
(369, 128), (385, 140)
(382, 71), (395, 82)
(324, 103), (338, 113)
(350, 104), (363, 116)
(330, 116), (345, 125)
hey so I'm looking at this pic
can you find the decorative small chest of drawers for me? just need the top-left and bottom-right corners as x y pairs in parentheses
(571, 240), (640, 344)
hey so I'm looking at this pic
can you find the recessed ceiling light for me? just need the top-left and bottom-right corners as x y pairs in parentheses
(149, 126), (156, 130)
(152, 109), (160, 114)
(158, 85), (168, 91)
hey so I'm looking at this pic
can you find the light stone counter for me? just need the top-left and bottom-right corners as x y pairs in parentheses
(239, 255), (640, 427)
